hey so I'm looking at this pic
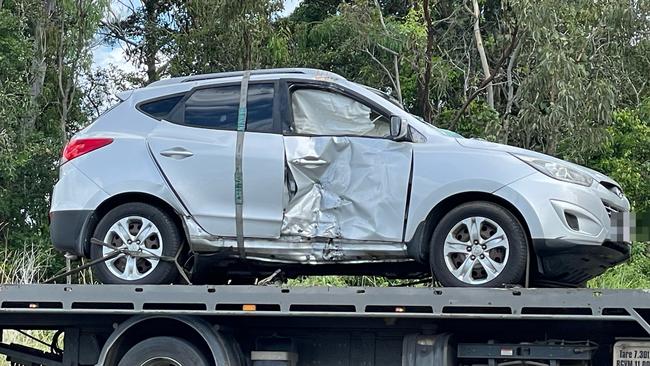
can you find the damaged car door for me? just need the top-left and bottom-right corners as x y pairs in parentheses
(281, 84), (413, 242)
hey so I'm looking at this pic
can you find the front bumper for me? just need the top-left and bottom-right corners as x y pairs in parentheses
(531, 239), (631, 286)
(494, 171), (632, 286)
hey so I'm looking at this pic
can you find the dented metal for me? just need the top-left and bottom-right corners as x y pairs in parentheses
(282, 136), (412, 241)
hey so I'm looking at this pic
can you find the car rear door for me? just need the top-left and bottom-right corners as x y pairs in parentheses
(147, 85), (240, 236)
(146, 82), (285, 239)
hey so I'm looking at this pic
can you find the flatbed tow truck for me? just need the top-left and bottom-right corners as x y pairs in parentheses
(0, 284), (649, 365)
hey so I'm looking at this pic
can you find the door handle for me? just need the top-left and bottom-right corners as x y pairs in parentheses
(291, 158), (328, 166)
(160, 148), (194, 159)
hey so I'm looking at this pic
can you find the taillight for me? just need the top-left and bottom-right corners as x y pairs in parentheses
(62, 138), (113, 163)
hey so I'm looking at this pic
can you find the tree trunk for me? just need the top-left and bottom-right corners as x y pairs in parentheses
(143, 0), (159, 84)
(373, 0), (402, 104)
(416, 0), (435, 122)
(24, 0), (56, 134)
(471, 0), (494, 109)
(393, 54), (402, 105)
(501, 40), (521, 144)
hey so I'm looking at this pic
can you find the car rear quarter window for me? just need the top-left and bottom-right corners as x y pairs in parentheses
(139, 95), (184, 118)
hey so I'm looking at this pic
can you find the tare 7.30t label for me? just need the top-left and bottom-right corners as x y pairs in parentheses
(614, 341), (650, 366)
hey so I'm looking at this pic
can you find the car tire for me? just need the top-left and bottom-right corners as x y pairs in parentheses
(117, 336), (210, 366)
(90, 202), (181, 285)
(429, 201), (527, 287)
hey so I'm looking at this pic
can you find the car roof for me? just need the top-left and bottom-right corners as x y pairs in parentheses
(147, 68), (346, 88)
(121, 68), (348, 102)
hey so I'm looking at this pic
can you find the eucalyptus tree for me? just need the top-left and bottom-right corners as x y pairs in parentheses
(100, 0), (182, 85)
(169, 0), (283, 75)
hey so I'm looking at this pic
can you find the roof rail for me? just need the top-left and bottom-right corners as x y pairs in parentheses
(147, 68), (344, 88)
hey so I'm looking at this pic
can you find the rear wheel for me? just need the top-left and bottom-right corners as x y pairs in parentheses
(90, 202), (181, 284)
(429, 201), (527, 287)
(117, 336), (209, 366)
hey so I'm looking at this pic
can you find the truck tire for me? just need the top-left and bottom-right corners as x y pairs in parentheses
(117, 336), (209, 366)
(90, 202), (181, 284)
(429, 201), (527, 287)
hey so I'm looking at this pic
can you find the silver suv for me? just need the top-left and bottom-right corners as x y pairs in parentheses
(50, 68), (631, 286)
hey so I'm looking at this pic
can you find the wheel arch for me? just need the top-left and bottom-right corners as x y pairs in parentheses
(407, 191), (534, 265)
(82, 192), (185, 257)
(96, 315), (239, 366)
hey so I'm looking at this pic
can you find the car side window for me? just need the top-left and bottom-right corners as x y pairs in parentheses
(291, 88), (390, 138)
(164, 84), (274, 131)
(139, 95), (184, 119)
(183, 86), (240, 130)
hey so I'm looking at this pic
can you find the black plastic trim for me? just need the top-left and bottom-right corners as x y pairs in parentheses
(49, 210), (94, 256)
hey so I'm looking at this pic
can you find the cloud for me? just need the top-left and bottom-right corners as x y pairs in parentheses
(281, 0), (302, 16)
(92, 44), (139, 73)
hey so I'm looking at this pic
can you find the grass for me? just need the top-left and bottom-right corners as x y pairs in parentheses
(1, 330), (60, 364)
(0, 244), (56, 284)
(587, 241), (650, 289)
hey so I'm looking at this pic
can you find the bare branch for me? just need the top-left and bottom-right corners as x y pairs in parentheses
(363, 47), (399, 95)
(450, 24), (520, 128)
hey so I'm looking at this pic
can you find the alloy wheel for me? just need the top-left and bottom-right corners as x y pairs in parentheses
(443, 216), (509, 285)
(102, 216), (163, 281)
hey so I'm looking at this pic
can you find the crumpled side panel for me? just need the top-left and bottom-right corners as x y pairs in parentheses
(282, 136), (412, 242)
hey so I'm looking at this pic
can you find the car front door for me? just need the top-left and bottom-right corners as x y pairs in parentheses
(280, 82), (413, 242)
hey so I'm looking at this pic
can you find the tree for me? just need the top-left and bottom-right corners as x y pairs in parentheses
(23, 0), (55, 134)
(170, 0), (284, 75)
(0, 0), (105, 271)
(100, 0), (181, 84)
(56, 0), (107, 138)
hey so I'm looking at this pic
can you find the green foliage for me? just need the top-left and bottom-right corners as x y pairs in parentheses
(169, 0), (284, 75)
(588, 242), (650, 289)
(589, 99), (650, 213)
(0, 0), (103, 281)
(0, 133), (61, 246)
(437, 101), (500, 140)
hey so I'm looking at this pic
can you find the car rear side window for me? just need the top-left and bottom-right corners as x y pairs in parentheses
(168, 83), (275, 131)
(183, 86), (240, 129)
(139, 95), (184, 119)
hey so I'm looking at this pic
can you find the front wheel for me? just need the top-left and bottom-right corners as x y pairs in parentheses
(429, 201), (527, 287)
(90, 202), (181, 284)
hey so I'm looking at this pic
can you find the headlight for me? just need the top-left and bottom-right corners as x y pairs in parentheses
(512, 153), (594, 187)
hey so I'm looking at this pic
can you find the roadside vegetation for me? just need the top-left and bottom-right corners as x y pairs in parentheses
(0, 0), (648, 289)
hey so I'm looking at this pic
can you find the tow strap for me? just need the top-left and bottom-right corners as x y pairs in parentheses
(235, 71), (250, 259)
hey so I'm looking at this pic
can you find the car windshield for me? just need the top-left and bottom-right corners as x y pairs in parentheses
(358, 84), (464, 138)
(409, 113), (464, 138)
(361, 85), (405, 110)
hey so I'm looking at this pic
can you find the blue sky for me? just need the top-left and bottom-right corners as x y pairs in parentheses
(93, 0), (303, 71)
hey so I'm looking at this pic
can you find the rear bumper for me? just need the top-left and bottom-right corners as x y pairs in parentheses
(532, 239), (631, 286)
(50, 210), (94, 257)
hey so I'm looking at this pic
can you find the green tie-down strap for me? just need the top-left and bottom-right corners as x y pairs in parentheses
(234, 71), (250, 259)
(237, 107), (246, 131)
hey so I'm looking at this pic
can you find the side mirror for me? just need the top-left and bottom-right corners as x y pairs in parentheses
(390, 115), (408, 140)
